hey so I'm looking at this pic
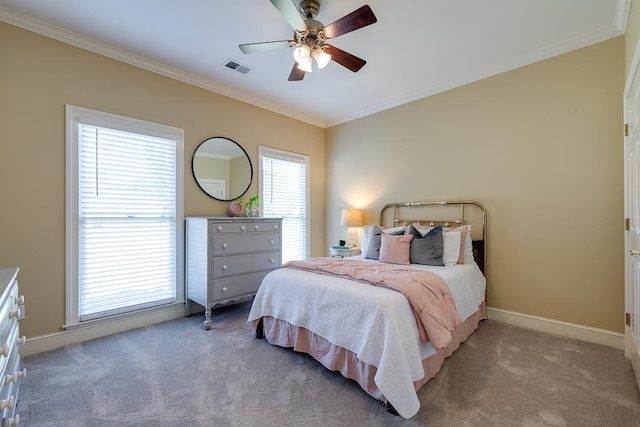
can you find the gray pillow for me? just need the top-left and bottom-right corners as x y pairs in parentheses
(364, 226), (405, 260)
(407, 225), (444, 266)
(364, 226), (382, 260)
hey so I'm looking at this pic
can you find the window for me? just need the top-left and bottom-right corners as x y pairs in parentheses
(65, 105), (184, 326)
(259, 146), (309, 263)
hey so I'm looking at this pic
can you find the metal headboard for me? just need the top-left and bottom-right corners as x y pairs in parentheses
(380, 200), (487, 275)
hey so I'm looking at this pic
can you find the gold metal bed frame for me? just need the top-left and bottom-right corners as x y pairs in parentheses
(379, 200), (487, 275)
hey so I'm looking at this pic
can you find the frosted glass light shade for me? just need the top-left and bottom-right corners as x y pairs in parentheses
(297, 57), (313, 72)
(313, 48), (331, 69)
(293, 45), (311, 65)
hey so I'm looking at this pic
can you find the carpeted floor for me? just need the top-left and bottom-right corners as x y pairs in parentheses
(19, 302), (640, 426)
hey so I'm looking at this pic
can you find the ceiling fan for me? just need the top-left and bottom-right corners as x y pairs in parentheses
(239, 0), (377, 81)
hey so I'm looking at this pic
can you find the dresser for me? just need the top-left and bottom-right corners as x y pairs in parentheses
(186, 217), (282, 329)
(0, 268), (25, 426)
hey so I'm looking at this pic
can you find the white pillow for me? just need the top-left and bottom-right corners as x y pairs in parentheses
(443, 231), (462, 266)
(463, 228), (474, 264)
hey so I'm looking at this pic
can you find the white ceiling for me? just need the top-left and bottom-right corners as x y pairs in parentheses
(0, 0), (629, 128)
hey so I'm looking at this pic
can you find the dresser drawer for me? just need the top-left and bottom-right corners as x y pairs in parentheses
(211, 232), (280, 256)
(247, 220), (280, 233)
(209, 222), (249, 234)
(0, 346), (19, 421)
(211, 271), (271, 301)
(211, 251), (280, 279)
(0, 287), (18, 364)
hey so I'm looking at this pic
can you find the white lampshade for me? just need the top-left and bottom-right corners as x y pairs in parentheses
(293, 45), (311, 65)
(313, 48), (331, 69)
(340, 208), (363, 227)
(340, 208), (363, 248)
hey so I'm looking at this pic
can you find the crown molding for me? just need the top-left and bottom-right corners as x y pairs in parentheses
(615, 0), (632, 32)
(0, 6), (325, 128)
(328, 24), (625, 127)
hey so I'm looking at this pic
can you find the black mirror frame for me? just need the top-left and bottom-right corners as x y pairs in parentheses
(191, 136), (253, 202)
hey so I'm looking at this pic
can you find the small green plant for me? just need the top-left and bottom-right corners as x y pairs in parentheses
(239, 195), (261, 217)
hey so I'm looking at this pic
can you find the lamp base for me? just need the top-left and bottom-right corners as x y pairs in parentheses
(345, 228), (359, 248)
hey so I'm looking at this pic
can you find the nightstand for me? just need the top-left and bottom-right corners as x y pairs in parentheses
(330, 247), (362, 258)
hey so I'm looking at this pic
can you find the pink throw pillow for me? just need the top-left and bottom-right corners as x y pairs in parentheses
(379, 234), (413, 265)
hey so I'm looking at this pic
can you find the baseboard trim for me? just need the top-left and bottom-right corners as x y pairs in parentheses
(22, 304), (624, 356)
(22, 304), (187, 357)
(487, 307), (624, 349)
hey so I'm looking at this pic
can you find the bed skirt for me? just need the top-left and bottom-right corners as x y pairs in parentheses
(249, 302), (486, 405)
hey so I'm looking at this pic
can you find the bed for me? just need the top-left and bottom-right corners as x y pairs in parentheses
(247, 200), (487, 419)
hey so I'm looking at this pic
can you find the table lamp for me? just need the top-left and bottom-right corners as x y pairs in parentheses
(340, 208), (363, 248)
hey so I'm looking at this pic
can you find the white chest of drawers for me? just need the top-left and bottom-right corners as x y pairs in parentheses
(186, 217), (282, 329)
(0, 268), (25, 426)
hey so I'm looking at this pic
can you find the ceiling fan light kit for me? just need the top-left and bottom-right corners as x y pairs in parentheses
(239, 0), (377, 81)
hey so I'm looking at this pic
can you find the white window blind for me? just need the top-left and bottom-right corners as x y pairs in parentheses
(66, 105), (184, 325)
(260, 147), (309, 263)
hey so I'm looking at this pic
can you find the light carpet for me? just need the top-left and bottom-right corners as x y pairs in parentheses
(19, 301), (640, 426)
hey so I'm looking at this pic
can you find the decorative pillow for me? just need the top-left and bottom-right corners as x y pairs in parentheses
(442, 231), (462, 266)
(379, 234), (413, 265)
(364, 226), (383, 260)
(363, 225), (407, 260)
(381, 225), (406, 235)
(414, 223), (473, 264)
(462, 226), (474, 264)
(407, 225), (444, 266)
(360, 224), (377, 254)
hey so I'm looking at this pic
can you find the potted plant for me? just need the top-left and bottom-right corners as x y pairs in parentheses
(240, 195), (261, 217)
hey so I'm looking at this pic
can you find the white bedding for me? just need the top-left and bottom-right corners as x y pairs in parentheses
(247, 258), (486, 419)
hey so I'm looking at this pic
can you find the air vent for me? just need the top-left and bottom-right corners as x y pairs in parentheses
(224, 59), (252, 75)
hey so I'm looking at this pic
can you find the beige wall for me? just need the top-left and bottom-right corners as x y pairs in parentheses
(0, 22), (326, 338)
(326, 37), (625, 332)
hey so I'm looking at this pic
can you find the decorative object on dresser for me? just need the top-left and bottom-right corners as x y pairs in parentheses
(186, 217), (282, 329)
(0, 268), (26, 426)
(339, 208), (363, 248)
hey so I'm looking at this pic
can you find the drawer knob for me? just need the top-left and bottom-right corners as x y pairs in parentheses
(9, 308), (20, 320)
(241, 225), (246, 231)
(254, 225), (259, 230)
(221, 287), (228, 292)
(222, 265), (228, 271)
(222, 243), (228, 249)
(269, 258), (274, 263)
(273, 224), (278, 229)
(0, 395), (14, 411)
(16, 336), (26, 346)
(0, 344), (9, 357)
(217, 225), (223, 231)
(14, 295), (24, 305)
(5, 414), (18, 426)
(5, 368), (26, 385)
(269, 240), (275, 245)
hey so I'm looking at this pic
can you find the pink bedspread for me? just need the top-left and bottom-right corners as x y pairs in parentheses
(283, 258), (461, 349)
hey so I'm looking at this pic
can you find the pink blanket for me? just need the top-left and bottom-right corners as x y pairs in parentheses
(283, 258), (461, 349)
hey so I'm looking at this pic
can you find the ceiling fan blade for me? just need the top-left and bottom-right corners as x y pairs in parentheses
(324, 45), (366, 72)
(322, 5), (377, 39)
(270, 0), (307, 32)
(288, 63), (306, 81)
(239, 40), (294, 54)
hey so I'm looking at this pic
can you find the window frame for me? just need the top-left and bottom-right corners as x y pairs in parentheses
(65, 104), (184, 329)
(258, 146), (310, 262)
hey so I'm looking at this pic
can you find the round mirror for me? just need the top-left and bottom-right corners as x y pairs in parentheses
(192, 137), (253, 201)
